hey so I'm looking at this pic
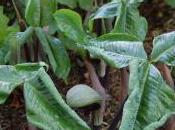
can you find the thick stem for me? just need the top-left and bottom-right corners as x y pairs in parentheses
(84, 59), (106, 127)
(84, 59), (106, 97)
(99, 60), (107, 78)
(160, 64), (174, 88)
(119, 68), (128, 104)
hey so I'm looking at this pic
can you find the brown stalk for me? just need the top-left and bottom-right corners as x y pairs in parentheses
(160, 64), (174, 88)
(119, 68), (129, 104)
(84, 59), (106, 128)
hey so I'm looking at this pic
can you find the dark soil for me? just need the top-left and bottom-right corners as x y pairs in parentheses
(0, 0), (175, 130)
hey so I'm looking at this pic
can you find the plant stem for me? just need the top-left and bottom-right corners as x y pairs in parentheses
(160, 64), (174, 88)
(84, 59), (106, 127)
(119, 68), (128, 104)
(99, 60), (107, 78)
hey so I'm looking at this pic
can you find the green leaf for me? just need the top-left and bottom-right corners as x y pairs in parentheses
(25, 0), (40, 26)
(0, 66), (23, 104)
(16, 26), (34, 45)
(126, 0), (144, 4)
(25, 0), (56, 26)
(165, 0), (175, 7)
(112, 2), (147, 41)
(79, 38), (147, 68)
(90, 1), (147, 41)
(78, 0), (93, 10)
(56, 0), (76, 8)
(0, 62), (45, 104)
(91, 1), (122, 19)
(24, 68), (91, 130)
(56, 0), (93, 10)
(0, 6), (19, 44)
(0, 6), (19, 64)
(150, 31), (175, 66)
(40, 0), (57, 26)
(53, 9), (87, 42)
(98, 33), (138, 41)
(35, 28), (71, 81)
(119, 61), (175, 130)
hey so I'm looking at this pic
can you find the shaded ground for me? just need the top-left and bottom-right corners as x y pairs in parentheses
(0, 0), (175, 130)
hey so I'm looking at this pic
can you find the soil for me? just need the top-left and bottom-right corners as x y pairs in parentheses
(0, 0), (175, 130)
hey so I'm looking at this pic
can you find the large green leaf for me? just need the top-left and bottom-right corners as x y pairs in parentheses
(53, 9), (87, 42)
(56, 0), (93, 10)
(79, 37), (147, 68)
(24, 68), (91, 130)
(112, 2), (147, 41)
(35, 28), (71, 81)
(150, 31), (175, 66)
(25, 0), (56, 26)
(119, 61), (175, 130)
(0, 62), (46, 104)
